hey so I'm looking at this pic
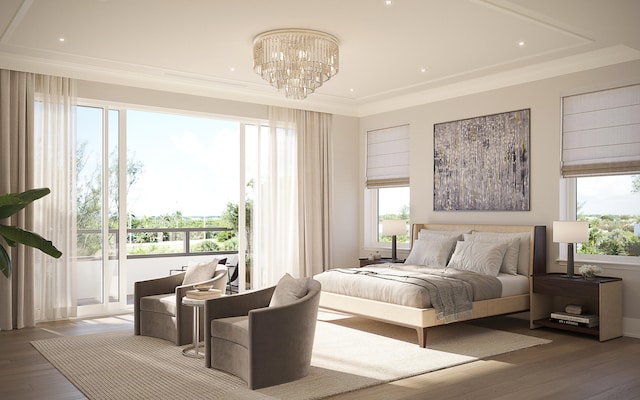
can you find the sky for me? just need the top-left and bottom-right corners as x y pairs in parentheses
(577, 175), (639, 216)
(77, 107), (245, 218)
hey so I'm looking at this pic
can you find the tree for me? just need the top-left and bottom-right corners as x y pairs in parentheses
(632, 175), (640, 193)
(76, 140), (144, 256)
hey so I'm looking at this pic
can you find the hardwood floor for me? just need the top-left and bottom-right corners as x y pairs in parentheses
(1, 313), (639, 400)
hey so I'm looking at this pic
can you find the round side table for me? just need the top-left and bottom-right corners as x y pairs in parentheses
(181, 296), (206, 358)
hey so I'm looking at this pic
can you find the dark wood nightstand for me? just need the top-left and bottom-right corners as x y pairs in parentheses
(530, 273), (623, 341)
(358, 258), (404, 267)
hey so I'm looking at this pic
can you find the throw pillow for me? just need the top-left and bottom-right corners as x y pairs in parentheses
(182, 257), (223, 286)
(404, 238), (456, 267)
(269, 273), (311, 307)
(447, 241), (509, 276)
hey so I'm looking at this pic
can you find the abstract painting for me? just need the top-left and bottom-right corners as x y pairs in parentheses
(433, 109), (530, 211)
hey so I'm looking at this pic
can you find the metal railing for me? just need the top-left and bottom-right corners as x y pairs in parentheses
(77, 227), (237, 259)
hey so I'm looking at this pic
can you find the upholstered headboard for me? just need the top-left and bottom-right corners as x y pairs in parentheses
(411, 223), (546, 276)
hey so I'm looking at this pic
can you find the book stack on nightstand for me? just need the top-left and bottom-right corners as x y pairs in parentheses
(549, 305), (599, 328)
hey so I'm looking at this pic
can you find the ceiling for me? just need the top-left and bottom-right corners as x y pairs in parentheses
(1, 0), (639, 116)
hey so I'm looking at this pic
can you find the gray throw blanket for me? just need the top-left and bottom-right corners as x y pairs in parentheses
(316, 265), (502, 323)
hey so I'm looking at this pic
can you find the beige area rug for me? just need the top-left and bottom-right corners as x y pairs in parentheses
(32, 312), (550, 400)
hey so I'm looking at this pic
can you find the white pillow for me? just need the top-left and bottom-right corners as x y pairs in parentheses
(182, 257), (222, 286)
(404, 238), (456, 268)
(463, 233), (520, 275)
(269, 273), (311, 307)
(447, 241), (509, 276)
(418, 229), (470, 241)
(471, 231), (531, 275)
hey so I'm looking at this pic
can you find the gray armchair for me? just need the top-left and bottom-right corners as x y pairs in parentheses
(134, 262), (228, 345)
(204, 278), (321, 389)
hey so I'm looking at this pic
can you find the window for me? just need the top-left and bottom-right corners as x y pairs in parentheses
(561, 84), (640, 265)
(576, 175), (640, 259)
(365, 125), (410, 248)
(75, 101), (259, 313)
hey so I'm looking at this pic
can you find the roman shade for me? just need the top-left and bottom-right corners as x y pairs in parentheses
(561, 84), (640, 177)
(366, 124), (410, 188)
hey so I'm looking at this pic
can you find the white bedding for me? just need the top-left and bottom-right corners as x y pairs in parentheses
(314, 263), (503, 311)
(497, 273), (529, 297)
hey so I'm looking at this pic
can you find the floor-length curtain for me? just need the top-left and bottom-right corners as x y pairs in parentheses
(32, 75), (77, 322)
(252, 106), (332, 288)
(0, 69), (77, 330)
(296, 109), (332, 278)
(0, 70), (36, 330)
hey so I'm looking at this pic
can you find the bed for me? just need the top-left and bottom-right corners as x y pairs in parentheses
(316, 223), (546, 347)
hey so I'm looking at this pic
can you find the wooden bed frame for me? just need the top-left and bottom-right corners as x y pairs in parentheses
(319, 223), (547, 347)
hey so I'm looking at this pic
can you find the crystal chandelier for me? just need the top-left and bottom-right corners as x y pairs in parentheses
(253, 29), (339, 100)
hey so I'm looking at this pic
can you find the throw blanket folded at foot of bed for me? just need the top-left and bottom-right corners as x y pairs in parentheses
(314, 265), (502, 322)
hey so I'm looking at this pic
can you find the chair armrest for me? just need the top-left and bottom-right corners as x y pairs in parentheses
(246, 287), (321, 388)
(204, 286), (275, 322)
(134, 272), (185, 335)
(135, 272), (185, 298)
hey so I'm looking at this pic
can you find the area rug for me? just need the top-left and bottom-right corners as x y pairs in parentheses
(32, 313), (550, 400)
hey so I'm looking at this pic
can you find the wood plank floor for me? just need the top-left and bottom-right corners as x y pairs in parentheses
(1, 313), (639, 400)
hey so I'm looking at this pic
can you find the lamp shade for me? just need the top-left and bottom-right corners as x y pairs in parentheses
(381, 220), (406, 236)
(553, 221), (589, 243)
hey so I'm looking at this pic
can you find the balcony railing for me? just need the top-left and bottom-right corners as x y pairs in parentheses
(77, 227), (237, 259)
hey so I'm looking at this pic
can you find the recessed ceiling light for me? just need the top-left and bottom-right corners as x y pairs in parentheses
(349, 88), (354, 93)
(518, 41), (526, 47)
(58, 37), (65, 42)
(420, 67), (428, 73)
(385, 0), (393, 5)
(229, 67), (235, 72)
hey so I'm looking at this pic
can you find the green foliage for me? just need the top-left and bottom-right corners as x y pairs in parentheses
(632, 175), (640, 193)
(578, 215), (640, 257)
(0, 188), (63, 278)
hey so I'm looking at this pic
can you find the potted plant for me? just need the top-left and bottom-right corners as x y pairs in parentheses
(0, 188), (62, 278)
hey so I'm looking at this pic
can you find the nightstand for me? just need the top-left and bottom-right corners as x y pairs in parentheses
(530, 273), (623, 341)
(358, 258), (404, 267)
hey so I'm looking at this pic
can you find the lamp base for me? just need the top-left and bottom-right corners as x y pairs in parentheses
(564, 243), (580, 278)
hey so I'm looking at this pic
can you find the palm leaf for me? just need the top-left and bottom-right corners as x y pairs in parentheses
(0, 225), (62, 259)
(0, 246), (10, 279)
(0, 188), (51, 219)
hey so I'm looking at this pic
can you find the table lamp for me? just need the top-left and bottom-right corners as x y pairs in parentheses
(553, 221), (589, 278)
(381, 219), (406, 261)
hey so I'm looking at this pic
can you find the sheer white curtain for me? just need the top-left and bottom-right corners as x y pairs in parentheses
(0, 70), (36, 330)
(0, 69), (77, 330)
(252, 106), (332, 288)
(32, 75), (78, 322)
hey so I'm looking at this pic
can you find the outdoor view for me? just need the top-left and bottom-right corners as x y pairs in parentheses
(577, 175), (640, 257)
(75, 105), (256, 308)
(378, 186), (410, 244)
(76, 107), (249, 259)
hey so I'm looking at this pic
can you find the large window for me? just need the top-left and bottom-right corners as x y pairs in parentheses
(365, 125), (410, 250)
(561, 84), (640, 265)
(75, 102), (258, 312)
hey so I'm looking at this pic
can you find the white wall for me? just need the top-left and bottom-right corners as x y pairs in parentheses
(330, 115), (360, 268)
(358, 60), (640, 337)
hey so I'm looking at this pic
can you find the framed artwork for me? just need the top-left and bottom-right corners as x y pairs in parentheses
(433, 109), (530, 211)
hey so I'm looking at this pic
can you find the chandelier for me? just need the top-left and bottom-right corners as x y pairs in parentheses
(253, 29), (339, 100)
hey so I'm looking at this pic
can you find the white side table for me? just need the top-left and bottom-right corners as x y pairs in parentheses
(181, 296), (206, 358)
